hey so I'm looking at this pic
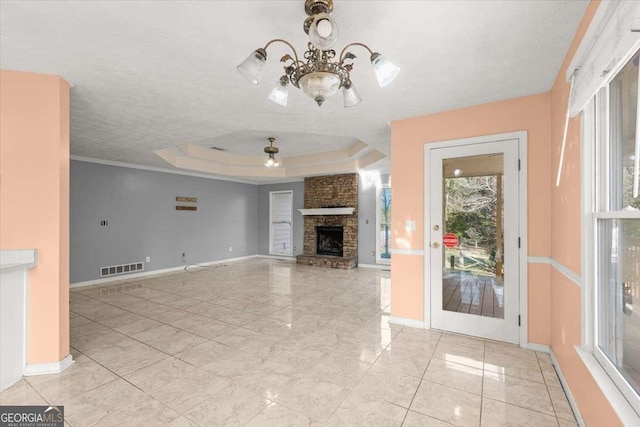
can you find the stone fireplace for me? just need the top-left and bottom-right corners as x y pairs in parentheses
(296, 173), (358, 269)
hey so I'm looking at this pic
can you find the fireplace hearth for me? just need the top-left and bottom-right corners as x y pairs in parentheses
(316, 226), (344, 257)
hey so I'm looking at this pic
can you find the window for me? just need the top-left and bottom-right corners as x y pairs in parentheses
(376, 184), (391, 263)
(589, 48), (640, 416)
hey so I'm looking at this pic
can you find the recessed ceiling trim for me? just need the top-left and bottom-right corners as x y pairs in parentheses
(155, 139), (385, 180)
(279, 141), (369, 167)
(176, 156), (287, 177)
(356, 150), (386, 168)
(182, 144), (265, 166)
(155, 148), (382, 178)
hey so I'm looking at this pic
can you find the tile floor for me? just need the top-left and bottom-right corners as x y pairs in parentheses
(0, 258), (578, 426)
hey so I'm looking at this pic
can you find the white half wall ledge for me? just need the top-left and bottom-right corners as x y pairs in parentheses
(298, 208), (355, 215)
(0, 249), (37, 273)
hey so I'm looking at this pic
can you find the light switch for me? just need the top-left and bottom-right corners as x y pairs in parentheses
(405, 220), (416, 231)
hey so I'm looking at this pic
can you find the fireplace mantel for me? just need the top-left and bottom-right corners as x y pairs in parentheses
(298, 208), (355, 216)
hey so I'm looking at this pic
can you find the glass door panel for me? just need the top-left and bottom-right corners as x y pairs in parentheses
(442, 154), (504, 319)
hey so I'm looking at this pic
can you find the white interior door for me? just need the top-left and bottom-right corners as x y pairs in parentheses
(428, 139), (521, 344)
(270, 190), (293, 256)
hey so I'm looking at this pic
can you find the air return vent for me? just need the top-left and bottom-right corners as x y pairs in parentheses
(100, 262), (144, 277)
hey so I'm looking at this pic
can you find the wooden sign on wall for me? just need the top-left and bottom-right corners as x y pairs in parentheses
(176, 206), (197, 211)
(176, 197), (197, 203)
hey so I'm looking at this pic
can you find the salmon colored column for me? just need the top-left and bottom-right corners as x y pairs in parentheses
(0, 70), (70, 365)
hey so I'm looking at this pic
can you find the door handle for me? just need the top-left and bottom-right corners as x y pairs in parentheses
(431, 242), (440, 248)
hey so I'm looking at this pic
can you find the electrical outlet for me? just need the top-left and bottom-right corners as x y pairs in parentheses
(228, 246), (233, 252)
(145, 256), (151, 263)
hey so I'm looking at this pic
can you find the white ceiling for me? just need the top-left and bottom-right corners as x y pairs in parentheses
(0, 0), (588, 183)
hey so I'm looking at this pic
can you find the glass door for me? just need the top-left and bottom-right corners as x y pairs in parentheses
(429, 140), (520, 343)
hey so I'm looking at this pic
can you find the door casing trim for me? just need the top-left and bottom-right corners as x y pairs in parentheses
(422, 131), (528, 347)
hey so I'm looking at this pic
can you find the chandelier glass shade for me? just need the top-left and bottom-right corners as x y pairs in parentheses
(237, 0), (399, 107)
(268, 76), (289, 106)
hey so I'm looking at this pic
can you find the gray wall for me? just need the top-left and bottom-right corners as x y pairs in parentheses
(70, 161), (258, 283)
(256, 181), (305, 256)
(358, 173), (391, 265)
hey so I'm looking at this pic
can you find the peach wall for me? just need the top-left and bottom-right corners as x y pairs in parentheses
(550, 270), (621, 426)
(550, 41), (583, 274)
(391, 1), (623, 423)
(390, 92), (552, 323)
(0, 70), (70, 364)
(390, 254), (424, 321)
(547, 1), (621, 425)
(528, 263), (551, 344)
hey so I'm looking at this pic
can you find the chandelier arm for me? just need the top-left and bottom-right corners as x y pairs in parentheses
(263, 39), (301, 64)
(338, 42), (375, 64)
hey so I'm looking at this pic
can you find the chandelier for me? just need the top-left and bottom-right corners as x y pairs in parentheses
(237, 0), (400, 107)
(264, 137), (280, 167)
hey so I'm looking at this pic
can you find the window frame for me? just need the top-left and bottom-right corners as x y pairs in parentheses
(582, 54), (640, 420)
(376, 183), (391, 264)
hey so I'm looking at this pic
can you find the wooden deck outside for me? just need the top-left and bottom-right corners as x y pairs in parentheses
(442, 272), (504, 319)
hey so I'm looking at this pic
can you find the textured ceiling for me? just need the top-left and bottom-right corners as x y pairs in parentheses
(0, 0), (588, 183)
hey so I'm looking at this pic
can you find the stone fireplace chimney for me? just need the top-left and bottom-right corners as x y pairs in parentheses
(296, 173), (358, 269)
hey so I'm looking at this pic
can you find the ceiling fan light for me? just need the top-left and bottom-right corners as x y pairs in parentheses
(342, 82), (362, 108)
(308, 13), (339, 50)
(237, 50), (267, 85)
(265, 156), (275, 167)
(298, 72), (341, 107)
(371, 54), (400, 87)
(268, 77), (289, 106)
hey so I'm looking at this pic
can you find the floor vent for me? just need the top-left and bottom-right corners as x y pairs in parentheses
(100, 262), (144, 277)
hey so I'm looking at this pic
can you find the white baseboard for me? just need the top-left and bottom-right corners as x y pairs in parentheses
(25, 354), (74, 376)
(526, 342), (550, 353)
(388, 316), (425, 329)
(358, 263), (391, 270)
(549, 348), (585, 427)
(71, 255), (257, 288)
(257, 255), (297, 261)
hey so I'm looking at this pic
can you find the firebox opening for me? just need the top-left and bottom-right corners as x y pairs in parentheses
(316, 226), (344, 257)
